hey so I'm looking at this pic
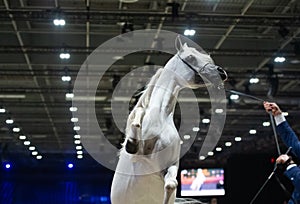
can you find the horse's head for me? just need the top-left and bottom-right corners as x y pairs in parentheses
(169, 40), (227, 89)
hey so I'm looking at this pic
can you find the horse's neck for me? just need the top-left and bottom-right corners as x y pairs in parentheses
(147, 67), (183, 116)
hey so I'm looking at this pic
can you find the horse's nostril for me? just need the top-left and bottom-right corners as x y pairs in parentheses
(217, 67), (228, 81)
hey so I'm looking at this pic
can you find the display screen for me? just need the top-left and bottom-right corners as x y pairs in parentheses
(180, 168), (225, 196)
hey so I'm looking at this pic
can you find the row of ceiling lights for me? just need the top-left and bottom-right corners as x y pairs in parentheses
(54, 18), (83, 160)
(0, 108), (43, 163)
(181, 110), (288, 161)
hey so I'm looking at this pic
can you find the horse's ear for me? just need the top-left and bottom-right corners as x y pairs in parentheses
(175, 35), (183, 52)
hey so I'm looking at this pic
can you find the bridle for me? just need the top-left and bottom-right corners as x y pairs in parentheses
(176, 54), (228, 85)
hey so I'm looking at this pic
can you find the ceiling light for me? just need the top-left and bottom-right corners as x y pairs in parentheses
(263, 121), (270, 127)
(5, 163), (11, 169)
(274, 56), (285, 63)
(5, 119), (14, 124)
(74, 135), (81, 139)
(192, 127), (200, 132)
(69, 107), (78, 112)
(249, 129), (257, 134)
(183, 135), (191, 140)
(0, 108), (5, 113)
(31, 151), (38, 156)
(235, 137), (242, 142)
(283, 112), (288, 116)
(249, 77), (259, 84)
(74, 140), (81, 144)
(19, 135), (26, 140)
(29, 146), (35, 151)
(59, 53), (70, 59)
(24, 141), (30, 146)
(76, 145), (82, 150)
(12, 127), (20, 132)
(53, 19), (66, 26)
(215, 108), (224, 113)
(180, 140), (183, 144)
(230, 94), (239, 100)
(202, 118), (210, 124)
(77, 155), (83, 159)
(208, 151), (214, 156)
(67, 163), (74, 169)
(73, 126), (80, 131)
(65, 93), (74, 98)
(36, 155), (42, 160)
(71, 117), (78, 123)
(225, 142), (232, 147)
(77, 151), (83, 155)
(61, 76), (71, 82)
(199, 156), (205, 160)
(184, 29), (196, 36)
(216, 147), (222, 152)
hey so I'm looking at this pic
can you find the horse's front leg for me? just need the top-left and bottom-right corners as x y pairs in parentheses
(163, 164), (178, 204)
(125, 107), (144, 154)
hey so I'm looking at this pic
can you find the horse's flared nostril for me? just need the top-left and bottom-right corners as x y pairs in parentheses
(217, 67), (228, 81)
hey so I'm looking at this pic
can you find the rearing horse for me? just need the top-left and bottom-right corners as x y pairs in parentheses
(111, 39), (227, 204)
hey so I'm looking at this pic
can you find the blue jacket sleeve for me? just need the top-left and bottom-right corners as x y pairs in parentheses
(276, 121), (300, 159)
(284, 166), (300, 194)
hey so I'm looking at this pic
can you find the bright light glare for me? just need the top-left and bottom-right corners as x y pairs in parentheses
(13, 127), (20, 132)
(61, 76), (71, 82)
(76, 145), (82, 150)
(69, 107), (78, 112)
(202, 118), (210, 124)
(73, 126), (80, 131)
(74, 135), (81, 139)
(235, 137), (242, 142)
(225, 142), (232, 147)
(24, 141), (30, 146)
(249, 77), (259, 84)
(59, 53), (70, 59)
(263, 121), (270, 127)
(19, 135), (26, 140)
(31, 151), (38, 156)
(274, 56), (286, 63)
(29, 146), (35, 151)
(283, 112), (289, 116)
(249, 129), (257, 134)
(215, 108), (224, 113)
(74, 140), (81, 144)
(53, 19), (66, 26)
(208, 151), (214, 156)
(65, 93), (74, 98)
(230, 94), (239, 100)
(36, 155), (42, 160)
(0, 108), (5, 113)
(216, 147), (222, 152)
(184, 29), (196, 36)
(199, 156), (205, 160)
(192, 127), (200, 132)
(183, 135), (191, 140)
(77, 155), (83, 159)
(71, 117), (78, 123)
(5, 119), (14, 124)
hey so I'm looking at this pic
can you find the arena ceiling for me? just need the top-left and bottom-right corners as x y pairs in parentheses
(0, 0), (300, 169)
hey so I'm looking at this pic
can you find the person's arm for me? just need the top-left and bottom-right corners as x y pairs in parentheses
(264, 102), (300, 158)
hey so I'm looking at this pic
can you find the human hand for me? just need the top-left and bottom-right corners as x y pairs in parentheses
(263, 101), (282, 116)
(276, 154), (290, 164)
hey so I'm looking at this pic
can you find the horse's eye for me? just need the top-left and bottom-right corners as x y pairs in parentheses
(186, 55), (197, 65)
